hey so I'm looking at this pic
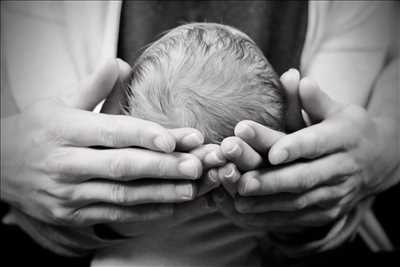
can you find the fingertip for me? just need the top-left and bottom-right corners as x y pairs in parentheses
(222, 163), (240, 183)
(281, 68), (300, 83)
(153, 134), (176, 153)
(207, 168), (220, 184)
(204, 149), (226, 166)
(268, 147), (289, 165)
(221, 137), (242, 159)
(181, 131), (204, 148)
(234, 121), (255, 140)
(238, 172), (260, 196)
(178, 156), (203, 180)
(116, 58), (131, 71)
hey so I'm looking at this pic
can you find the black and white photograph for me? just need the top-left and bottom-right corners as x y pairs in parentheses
(1, 1), (399, 266)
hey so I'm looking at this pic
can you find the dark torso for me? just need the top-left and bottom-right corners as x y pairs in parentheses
(118, 1), (308, 75)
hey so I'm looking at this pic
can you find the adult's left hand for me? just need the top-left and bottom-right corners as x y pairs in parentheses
(211, 71), (399, 232)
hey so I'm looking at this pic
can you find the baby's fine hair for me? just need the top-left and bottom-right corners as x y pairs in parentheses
(124, 23), (286, 143)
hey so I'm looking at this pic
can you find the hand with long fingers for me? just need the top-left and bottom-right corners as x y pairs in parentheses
(1, 58), (208, 229)
(210, 69), (399, 233)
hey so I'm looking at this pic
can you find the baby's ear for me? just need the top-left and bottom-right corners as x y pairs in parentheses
(101, 59), (132, 115)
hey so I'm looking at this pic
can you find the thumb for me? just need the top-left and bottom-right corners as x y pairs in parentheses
(61, 58), (120, 110)
(280, 68), (306, 132)
(101, 59), (132, 114)
(299, 77), (342, 123)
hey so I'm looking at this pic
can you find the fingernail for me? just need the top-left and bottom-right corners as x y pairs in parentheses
(176, 184), (193, 200)
(181, 133), (204, 147)
(224, 165), (236, 179)
(178, 159), (200, 179)
(207, 169), (219, 183)
(244, 178), (260, 194)
(270, 149), (288, 165)
(235, 123), (255, 139)
(206, 150), (226, 164)
(153, 135), (175, 152)
(226, 144), (241, 156)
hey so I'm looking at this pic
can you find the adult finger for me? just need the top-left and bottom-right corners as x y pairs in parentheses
(299, 77), (343, 123)
(191, 144), (226, 169)
(49, 147), (202, 182)
(168, 128), (204, 151)
(67, 180), (196, 206)
(72, 203), (173, 226)
(267, 78), (346, 165)
(101, 59), (132, 115)
(63, 112), (176, 152)
(197, 169), (220, 196)
(238, 153), (357, 196)
(268, 117), (356, 165)
(220, 136), (263, 171)
(234, 120), (285, 155)
(280, 69), (305, 132)
(235, 177), (357, 214)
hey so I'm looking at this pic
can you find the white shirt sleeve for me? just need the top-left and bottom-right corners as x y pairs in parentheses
(301, 1), (395, 106)
(1, 1), (120, 111)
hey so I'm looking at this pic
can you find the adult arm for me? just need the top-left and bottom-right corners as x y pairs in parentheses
(211, 2), (398, 256)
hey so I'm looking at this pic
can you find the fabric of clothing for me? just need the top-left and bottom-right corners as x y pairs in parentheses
(118, 1), (308, 75)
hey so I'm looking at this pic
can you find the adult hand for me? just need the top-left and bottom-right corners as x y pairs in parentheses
(212, 69), (399, 231)
(1, 58), (206, 227)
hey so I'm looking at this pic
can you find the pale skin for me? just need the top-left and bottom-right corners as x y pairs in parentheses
(0, 59), (222, 254)
(1, 58), (398, 255)
(210, 66), (399, 235)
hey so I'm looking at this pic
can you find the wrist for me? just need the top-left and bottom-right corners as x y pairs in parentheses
(368, 116), (399, 195)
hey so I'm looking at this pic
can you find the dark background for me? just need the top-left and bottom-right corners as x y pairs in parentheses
(1, 184), (399, 267)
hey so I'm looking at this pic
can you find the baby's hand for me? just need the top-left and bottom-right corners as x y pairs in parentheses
(189, 144), (227, 196)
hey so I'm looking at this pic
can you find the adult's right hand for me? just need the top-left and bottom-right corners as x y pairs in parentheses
(1, 59), (204, 227)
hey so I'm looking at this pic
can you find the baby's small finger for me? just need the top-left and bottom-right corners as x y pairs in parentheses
(204, 149), (226, 169)
(197, 169), (220, 196)
(218, 163), (240, 197)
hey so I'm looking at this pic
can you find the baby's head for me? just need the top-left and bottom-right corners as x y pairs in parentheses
(124, 23), (285, 143)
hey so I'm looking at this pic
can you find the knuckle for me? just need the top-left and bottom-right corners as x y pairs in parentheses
(298, 177), (313, 192)
(99, 126), (118, 147)
(155, 158), (169, 177)
(49, 185), (75, 201)
(107, 209), (124, 222)
(110, 184), (129, 204)
(108, 156), (126, 179)
(297, 169), (318, 191)
(331, 186), (348, 199)
(301, 131), (321, 158)
(326, 208), (342, 221)
(45, 150), (69, 175)
(344, 158), (360, 175)
(49, 207), (71, 225)
(294, 197), (308, 210)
